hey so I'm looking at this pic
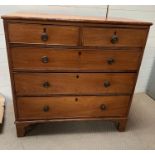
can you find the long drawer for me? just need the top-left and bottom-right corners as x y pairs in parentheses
(17, 96), (130, 120)
(8, 23), (79, 46)
(14, 73), (136, 96)
(83, 27), (148, 47)
(11, 47), (141, 72)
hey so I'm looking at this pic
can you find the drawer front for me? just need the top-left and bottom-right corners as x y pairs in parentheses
(8, 23), (79, 46)
(17, 96), (130, 120)
(14, 73), (136, 95)
(83, 27), (148, 47)
(11, 47), (141, 72)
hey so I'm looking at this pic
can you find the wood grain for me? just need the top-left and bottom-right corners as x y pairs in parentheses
(83, 27), (148, 47)
(17, 96), (130, 120)
(8, 23), (79, 46)
(11, 47), (141, 72)
(2, 12), (151, 136)
(1, 12), (152, 26)
(14, 73), (136, 96)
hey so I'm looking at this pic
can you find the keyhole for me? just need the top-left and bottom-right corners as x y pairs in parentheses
(114, 31), (117, 35)
(43, 28), (46, 32)
(78, 51), (82, 56)
(75, 98), (78, 102)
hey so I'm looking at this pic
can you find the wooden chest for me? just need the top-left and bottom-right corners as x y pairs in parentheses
(1, 13), (152, 137)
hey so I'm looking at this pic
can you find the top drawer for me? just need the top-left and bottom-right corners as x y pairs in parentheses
(82, 27), (148, 47)
(8, 23), (79, 46)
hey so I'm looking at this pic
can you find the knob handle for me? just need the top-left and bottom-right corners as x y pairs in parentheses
(111, 34), (118, 44)
(41, 56), (49, 63)
(100, 104), (106, 111)
(43, 81), (50, 88)
(76, 75), (79, 79)
(107, 58), (115, 65)
(43, 105), (50, 112)
(104, 80), (111, 88)
(41, 33), (48, 41)
(41, 28), (48, 41)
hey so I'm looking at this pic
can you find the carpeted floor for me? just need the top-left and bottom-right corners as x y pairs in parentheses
(0, 93), (155, 150)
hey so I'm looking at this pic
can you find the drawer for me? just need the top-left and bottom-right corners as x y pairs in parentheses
(8, 23), (79, 46)
(11, 47), (141, 72)
(82, 27), (148, 47)
(17, 96), (130, 120)
(14, 73), (136, 96)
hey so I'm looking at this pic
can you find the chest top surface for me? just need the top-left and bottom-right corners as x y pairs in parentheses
(1, 12), (153, 26)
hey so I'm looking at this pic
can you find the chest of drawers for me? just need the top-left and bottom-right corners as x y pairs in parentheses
(2, 13), (152, 137)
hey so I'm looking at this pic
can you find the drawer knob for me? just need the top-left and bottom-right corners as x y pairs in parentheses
(43, 81), (50, 88)
(76, 75), (79, 79)
(43, 105), (50, 112)
(41, 33), (48, 41)
(41, 56), (49, 63)
(100, 104), (106, 111)
(41, 28), (48, 41)
(111, 34), (118, 44)
(107, 58), (115, 65)
(104, 80), (111, 88)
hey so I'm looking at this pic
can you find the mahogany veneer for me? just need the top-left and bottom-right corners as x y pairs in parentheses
(1, 12), (152, 137)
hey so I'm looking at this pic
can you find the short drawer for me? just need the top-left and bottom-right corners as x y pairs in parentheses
(17, 96), (130, 120)
(82, 27), (148, 47)
(8, 23), (79, 46)
(11, 47), (141, 72)
(14, 73), (136, 96)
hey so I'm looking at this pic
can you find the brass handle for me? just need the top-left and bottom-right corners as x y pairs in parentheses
(41, 56), (49, 63)
(43, 105), (50, 112)
(111, 34), (118, 44)
(43, 81), (50, 88)
(100, 104), (106, 111)
(107, 58), (115, 65)
(104, 80), (111, 88)
(41, 28), (48, 41)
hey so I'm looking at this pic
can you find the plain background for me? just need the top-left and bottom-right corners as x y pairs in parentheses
(0, 5), (155, 102)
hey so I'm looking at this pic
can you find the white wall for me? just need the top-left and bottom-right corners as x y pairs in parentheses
(0, 5), (154, 102)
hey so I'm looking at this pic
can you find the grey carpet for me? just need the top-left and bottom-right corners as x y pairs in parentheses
(0, 93), (155, 150)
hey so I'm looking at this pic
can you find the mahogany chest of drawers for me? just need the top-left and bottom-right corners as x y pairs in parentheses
(2, 13), (152, 137)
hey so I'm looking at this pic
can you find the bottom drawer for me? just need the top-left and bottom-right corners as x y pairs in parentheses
(17, 96), (130, 120)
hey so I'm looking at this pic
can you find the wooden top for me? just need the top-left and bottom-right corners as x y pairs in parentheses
(1, 12), (153, 26)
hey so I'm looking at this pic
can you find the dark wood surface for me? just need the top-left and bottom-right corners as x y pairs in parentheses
(11, 47), (141, 72)
(2, 12), (152, 136)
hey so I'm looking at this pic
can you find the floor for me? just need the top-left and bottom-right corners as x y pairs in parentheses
(0, 93), (155, 150)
